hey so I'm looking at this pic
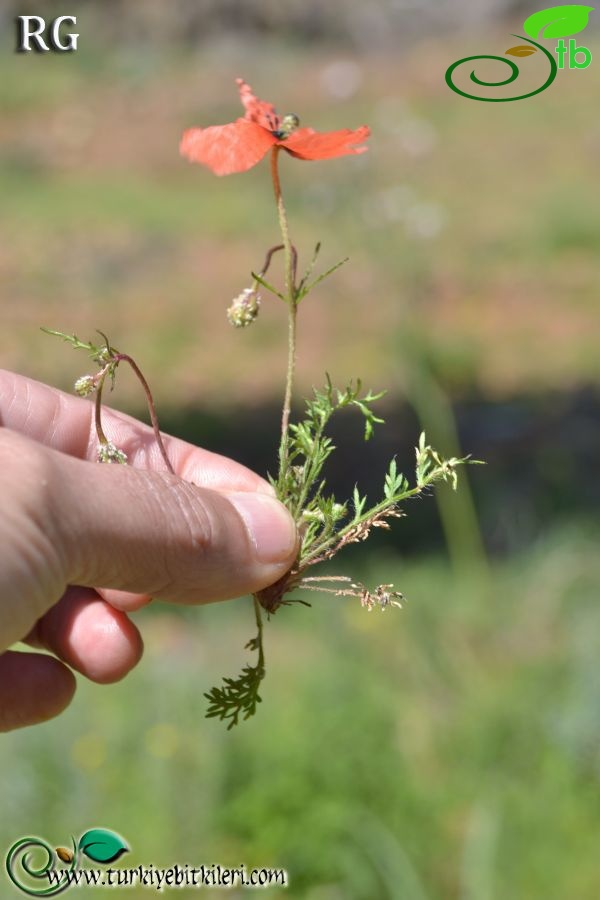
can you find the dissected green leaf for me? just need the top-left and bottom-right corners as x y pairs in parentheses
(297, 241), (322, 295)
(205, 662), (264, 729)
(298, 256), (349, 300)
(41, 327), (117, 368)
(384, 458), (409, 500)
(251, 270), (285, 300)
(353, 485), (367, 519)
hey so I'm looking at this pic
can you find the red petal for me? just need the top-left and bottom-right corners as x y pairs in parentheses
(180, 120), (276, 176)
(236, 77), (280, 131)
(280, 126), (370, 161)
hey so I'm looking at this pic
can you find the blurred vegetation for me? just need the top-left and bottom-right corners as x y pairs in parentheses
(2, 527), (600, 898)
(1, 2), (599, 897)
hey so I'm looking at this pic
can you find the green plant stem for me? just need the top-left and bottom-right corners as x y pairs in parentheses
(300, 473), (450, 567)
(289, 417), (330, 520)
(271, 147), (297, 480)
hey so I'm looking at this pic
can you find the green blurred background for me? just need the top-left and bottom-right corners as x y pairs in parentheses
(1, 1), (599, 897)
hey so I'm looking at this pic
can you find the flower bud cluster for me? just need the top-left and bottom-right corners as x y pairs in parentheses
(98, 442), (128, 465)
(227, 288), (261, 328)
(74, 375), (97, 397)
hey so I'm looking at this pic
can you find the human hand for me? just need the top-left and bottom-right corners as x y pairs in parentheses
(0, 370), (297, 731)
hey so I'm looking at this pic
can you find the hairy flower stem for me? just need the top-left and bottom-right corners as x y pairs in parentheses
(113, 353), (175, 475)
(94, 371), (110, 446)
(92, 354), (174, 473)
(258, 243), (298, 285)
(271, 147), (297, 480)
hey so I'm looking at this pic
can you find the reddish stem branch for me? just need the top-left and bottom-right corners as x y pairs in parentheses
(94, 371), (109, 446)
(259, 243), (298, 285)
(114, 354), (175, 474)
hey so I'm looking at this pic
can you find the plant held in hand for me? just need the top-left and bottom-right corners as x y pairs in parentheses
(47, 78), (480, 729)
(181, 78), (479, 727)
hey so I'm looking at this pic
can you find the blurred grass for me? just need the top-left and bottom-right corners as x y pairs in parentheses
(1, 33), (599, 403)
(2, 525), (600, 898)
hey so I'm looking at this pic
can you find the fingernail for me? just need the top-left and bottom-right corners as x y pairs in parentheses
(227, 492), (297, 564)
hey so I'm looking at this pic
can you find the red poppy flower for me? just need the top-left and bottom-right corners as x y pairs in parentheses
(180, 78), (370, 176)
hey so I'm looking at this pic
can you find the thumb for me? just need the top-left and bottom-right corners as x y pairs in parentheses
(0, 430), (297, 646)
(57, 450), (298, 603)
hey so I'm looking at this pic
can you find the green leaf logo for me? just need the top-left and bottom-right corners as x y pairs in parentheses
(523, 4), (594, 39)
(78, 828), (128, 864)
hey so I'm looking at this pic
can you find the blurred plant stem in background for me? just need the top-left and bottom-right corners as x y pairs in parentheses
(460, 800), (500, 900)
(404, 339), (489, 579)
(381, 239), (490, 578)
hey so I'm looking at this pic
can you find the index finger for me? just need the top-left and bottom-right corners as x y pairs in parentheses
(0, 370), (273, 494)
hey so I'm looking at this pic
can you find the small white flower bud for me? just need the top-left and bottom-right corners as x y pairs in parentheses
(97, 347), (112, 363)
(302, 509), (325, 523)
(227, 288), (261, 328)
(98, 442), (127, 465)
(74, 375), (96, 397)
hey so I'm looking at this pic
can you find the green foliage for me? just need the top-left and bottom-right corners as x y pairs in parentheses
(212, 375), (477, 719)
(41, 328), (118, 367)
(415, 430), (483, 492)
(278, 376), (385, 524)
(41, 327), (118, 382)
(204, 599), (267, 728)
(46, 325), (477, 727)
(296, 255), (349, 301)
(205, 662), (264, 730)
(383, 458), (408, 501)
(2, 527), (599, 898)
(279, 387), (475, 572)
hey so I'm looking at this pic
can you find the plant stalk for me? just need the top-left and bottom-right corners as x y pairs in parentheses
(114, 354), (175, 474)
(94, 371), (109, 446)
(270, 147), (297, 480)
(253, 595), (265, 671)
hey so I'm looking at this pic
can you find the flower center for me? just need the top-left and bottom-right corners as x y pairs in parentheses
(272, 114), (300, 140)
